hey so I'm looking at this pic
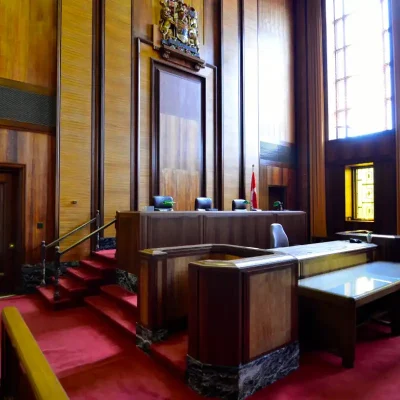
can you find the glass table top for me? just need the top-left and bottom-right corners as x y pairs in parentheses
(299, 261), (400, 298)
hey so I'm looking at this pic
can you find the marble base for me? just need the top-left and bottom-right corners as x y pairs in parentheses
(187, 342), (299, 400)
(99, 237), (116, 250)
(116, 269), (138, 293)
(18, 261), (80, 294)
(136, 323), (169, 353)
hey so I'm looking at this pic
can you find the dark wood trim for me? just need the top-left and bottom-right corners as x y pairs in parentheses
(321, 0), (329, 144)
(238, 0), (245, 200)
(130, 2), (137, 210)
(0, 163), (26, 291)
(218, 0), (224, 210)
(91, 0), (101, 249)
(135, 38), (142, 209)
(0, 77), (55, 97)
(0, 120), (55, 135)
(55, 0), (62, 239)
(150, 58), (160, 198)
(150, 59), (207, 201)
(98, 0), (105, 230)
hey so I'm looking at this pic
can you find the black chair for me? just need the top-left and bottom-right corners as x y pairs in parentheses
(232, 199), (247, 211)
(195, 197), (214, 211)
(270, 223), (289, 248)
(152, 196), (174, 211)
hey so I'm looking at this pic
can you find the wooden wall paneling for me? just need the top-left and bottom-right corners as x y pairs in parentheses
(0, 0), (57, 91)
(153, 61), (205, 210)
(0, 130), (55, 264)
(103, 0), (131, 236)
(222, 0), (241, 210)
(203, 0), (221, 66)
(59, 0), (93, 260)
(258, 0), (295, 146)
(243, 0), (259, 202)
(393, 1), (400, 234)
(259, 161), (296, 211)
(325, 133), (397, 235)
(132, 0), (153, 40)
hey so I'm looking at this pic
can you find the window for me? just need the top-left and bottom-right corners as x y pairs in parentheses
(345, 164), (374, 221)
(326, 0), (394, 140)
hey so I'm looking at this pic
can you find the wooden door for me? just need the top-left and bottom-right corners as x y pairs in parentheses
(0, 172), (19, 292)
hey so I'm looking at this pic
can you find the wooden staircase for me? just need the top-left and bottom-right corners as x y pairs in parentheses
(37, 249), (117, 309)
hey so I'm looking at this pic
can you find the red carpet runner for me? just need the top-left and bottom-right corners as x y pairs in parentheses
(2, 294), (400, 399)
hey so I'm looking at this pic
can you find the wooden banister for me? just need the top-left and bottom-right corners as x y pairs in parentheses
(1, 307), (69, 400)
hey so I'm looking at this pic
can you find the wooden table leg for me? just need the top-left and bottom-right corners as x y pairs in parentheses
(340, 301), (356, 368)
(390, 291), (400, 336)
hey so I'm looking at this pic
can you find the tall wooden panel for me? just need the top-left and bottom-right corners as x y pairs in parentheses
(0, 0), (57, 91)
(154, 65), (204, 211)
(243, 0), (259, 199)
(59, 0), (93, 260)
(258, 0), (294, 146)
(222, 0), (240, 210)
(257, 0), (295, 211)
(104, 0), (131, 236)
(0, 130), (55, 263)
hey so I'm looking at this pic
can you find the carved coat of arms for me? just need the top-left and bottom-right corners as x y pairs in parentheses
(159, 0), (200, 58)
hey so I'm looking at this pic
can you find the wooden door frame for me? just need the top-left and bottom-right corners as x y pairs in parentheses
(0, 163), (26, 292)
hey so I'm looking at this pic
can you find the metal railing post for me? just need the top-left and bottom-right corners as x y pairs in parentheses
(40, 241), (46, 286)
(53, 247), (61, 301)
(95, 210), (100, 251)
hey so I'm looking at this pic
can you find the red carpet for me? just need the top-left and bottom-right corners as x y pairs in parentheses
(2, 295), (400, 399)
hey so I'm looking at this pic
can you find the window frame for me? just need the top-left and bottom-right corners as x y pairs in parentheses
(345, 163), (374, 222)
(323, 0), (396, 142)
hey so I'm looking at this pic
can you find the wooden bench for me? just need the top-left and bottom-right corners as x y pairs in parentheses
(298, 261), (400, 367)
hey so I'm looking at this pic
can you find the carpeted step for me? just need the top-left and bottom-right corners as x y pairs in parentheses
(67, 267), (103, 285)
(37, 285), (72, 310)
(92, 249), (116, 264)
(151, 332), (188, 380)
(100, 285), (138, 313)
(81, 259), (116, 273)
(85, 295), (137, 338)
(56, 276), (87, 296)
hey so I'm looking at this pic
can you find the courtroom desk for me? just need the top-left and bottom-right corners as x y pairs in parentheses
(137, 244), (272, 347)
(116, 210), (306, 276)
(272, 240), (377, 278)
(336, 231), (400, 262)
(187, 251), (299, 400)
(299, 261), (400, 367)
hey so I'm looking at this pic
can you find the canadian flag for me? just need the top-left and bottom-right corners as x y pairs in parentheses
(250, 167), (258, 210)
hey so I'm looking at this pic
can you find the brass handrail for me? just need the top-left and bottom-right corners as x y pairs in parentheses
(53, 218), (116, 300)
(46, 216), (97, 249)
(59, 219), (116, 256)
(40, 211), (100, 286)
(1, 307), (69, 399)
